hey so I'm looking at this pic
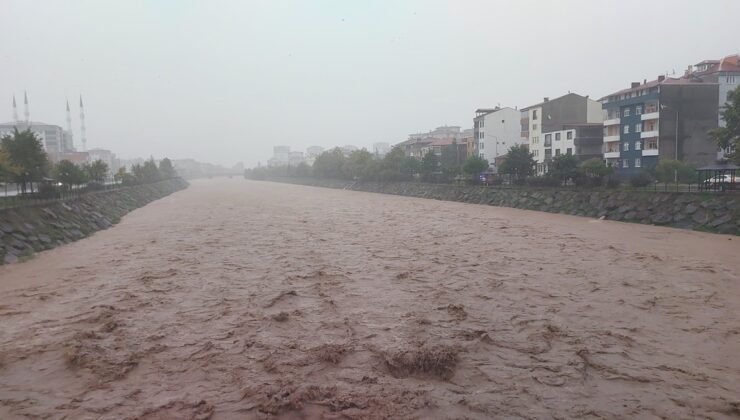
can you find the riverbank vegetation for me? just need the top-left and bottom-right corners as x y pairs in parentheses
(0, 129), (179, 198)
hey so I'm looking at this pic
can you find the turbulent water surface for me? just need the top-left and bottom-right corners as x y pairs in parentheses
(1, 179), (739, 419)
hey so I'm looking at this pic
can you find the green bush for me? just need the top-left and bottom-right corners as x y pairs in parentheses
(630, 171), (654, 187)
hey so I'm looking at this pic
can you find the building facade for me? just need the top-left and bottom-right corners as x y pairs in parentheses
(600, 77), (719, 177)
(521, 93), (603, 174)
(686, 54), (740, 159)
(0, 121), (71, 155)
(472, 107), (525, 169)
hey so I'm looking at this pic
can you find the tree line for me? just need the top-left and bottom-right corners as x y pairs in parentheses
(246, 145), (490, 183)
(0, 128), (177, 195)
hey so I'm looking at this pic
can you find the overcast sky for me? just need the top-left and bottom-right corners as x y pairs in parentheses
(1, 0), (738, 167)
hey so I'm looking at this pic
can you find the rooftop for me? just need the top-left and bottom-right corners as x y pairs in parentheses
(599, 77), (715, 101)
(520, 92), (590, 111)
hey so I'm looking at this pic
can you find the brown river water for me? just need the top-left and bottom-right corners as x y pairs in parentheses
(0, 179), (739, 419)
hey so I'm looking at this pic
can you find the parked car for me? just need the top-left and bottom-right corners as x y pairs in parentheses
(704, 174), (738, 190)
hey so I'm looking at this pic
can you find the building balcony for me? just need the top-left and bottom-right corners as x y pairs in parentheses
(604, 135), (620, 143)
(604, 151), (620, 159)
(642, 148), (659, 156)
(603, 117), (621, 126)
(641, 130), (659, 139)
(641, 111), (659, 121)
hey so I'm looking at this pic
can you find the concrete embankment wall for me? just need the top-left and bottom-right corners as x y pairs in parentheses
(267, 177), (740, 235)
(0, 178), (189, 265)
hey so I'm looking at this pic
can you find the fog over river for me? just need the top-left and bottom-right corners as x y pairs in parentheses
(0, 179), (738, 418)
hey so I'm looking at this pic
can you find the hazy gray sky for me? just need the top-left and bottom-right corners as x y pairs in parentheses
(1, 0), (738, 167)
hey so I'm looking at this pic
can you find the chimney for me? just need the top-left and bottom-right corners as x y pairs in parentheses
(658, 75), (665, 82)
(631, 82), (640, 88)
(543, 97), (549, 102)
(643, 79), (647, 85)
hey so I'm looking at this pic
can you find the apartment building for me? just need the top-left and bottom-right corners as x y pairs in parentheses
(521, 93), (603, 174)
(685, 54), (740, 158)
(600, 77), (719, 176)
(472, 107), (525, 169)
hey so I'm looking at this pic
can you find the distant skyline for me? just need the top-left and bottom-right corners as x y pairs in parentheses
(1, 0), (738, 167)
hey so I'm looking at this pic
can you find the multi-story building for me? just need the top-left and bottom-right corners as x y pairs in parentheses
(0, 121), (70, 155)
(398, 126), (465, 160)
(472, 107), (525, 169)
(521, 93), (603, 174)
(87, 148), (119, 175)
(268, 145), (290, 167)
(600, 76), (719, 176)
(685, 54), (740, 158)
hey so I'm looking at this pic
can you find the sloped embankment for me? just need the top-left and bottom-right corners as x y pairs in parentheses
(0, 178), (188, 265)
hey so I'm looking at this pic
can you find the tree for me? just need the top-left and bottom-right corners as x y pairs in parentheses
(549, 154), (579, 184)
(83, 159), (109, 183)
(576, 158), (613, 187)
(462, 155), (488, 176)
(114, 166), (135, 185)
(343, 149), (375, 180)
(54, 160), (87, 190)
(498, 145), (535, 183)
(378, 147), (415, 181)
(158, 158), (177, 178)
(313, 148), (348, 179)
(141, 159), (161, 182)
(440, 145), (461, 179)
(653, 159), (696, 183)
(0, 129), (49, 193)
(0, 148), (20, 184)
(420, 150), (439, 179)
(709, 85), (740, 163)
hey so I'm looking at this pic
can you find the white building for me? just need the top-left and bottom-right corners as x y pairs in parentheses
(268, 145), (290, 167)
(0, 121), (70, 154)
(472, 107), (526, 168)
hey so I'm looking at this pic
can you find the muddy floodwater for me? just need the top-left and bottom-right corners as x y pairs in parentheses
(1, 179), (739, 419)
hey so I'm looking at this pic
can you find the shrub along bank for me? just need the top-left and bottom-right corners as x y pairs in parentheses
(0, 178), (188, 265)
(266, 177), (740, 235)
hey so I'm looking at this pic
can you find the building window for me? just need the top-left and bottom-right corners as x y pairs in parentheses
(635, 158), (641, 168)
(480, 142), (484, 149)
(623, 125), (630, 134)
(555, 133), (561, 141)
(623, 108), (631, 117)
(480, 120), (484, 128)
(566, 148), (572, 155)
(544, 134), (552, 147)
(623, 159), (630, 168)
(555, 149), (561, 156)
(480, 153), (485, 159)
(567, 131), (573, 140)
(635, 123), (642, 133)
(533, 123), (538, 130)
(636, 105), (642, 115)
(728, 76), (737, 84)
(481, 132), (484, 138)
(635, 140), (641, 150)
(532, 110), (538, 120)
(623, 142), (629, 151)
